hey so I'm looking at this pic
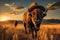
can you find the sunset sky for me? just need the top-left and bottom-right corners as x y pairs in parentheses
(0, 0), (60, 21)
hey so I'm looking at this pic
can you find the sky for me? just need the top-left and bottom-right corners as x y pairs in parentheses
(0, 0), (60, 21)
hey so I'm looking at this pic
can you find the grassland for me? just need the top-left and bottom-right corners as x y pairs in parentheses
(0, 23), (60, 40)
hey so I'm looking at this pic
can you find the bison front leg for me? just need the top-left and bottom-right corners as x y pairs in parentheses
(35, 30), (37, 38)
(24, 22), (28, 34)
(32, 30), (35, 38)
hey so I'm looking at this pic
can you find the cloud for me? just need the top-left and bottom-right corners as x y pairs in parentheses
(46, 2), (60, 10)
(4, 2), (26, 11)
(4, 2), (27, 15)
(10, 6), (26, 11)
(15, 6), (24, 9)
(4, 4), (12, 7)
(4, 2), (15, 7)
(53, 2), (60, 6)
(8, 6), (26, 15)
(46, 2), (56, 10)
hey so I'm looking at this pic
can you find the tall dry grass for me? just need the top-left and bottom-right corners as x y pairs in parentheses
(0, 24), (60, 40)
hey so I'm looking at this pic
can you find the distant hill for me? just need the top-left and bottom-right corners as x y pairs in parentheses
(0, 19), (60, 24)
(9, 20), (23, 24)
(42, 19), (60, 24)
(13, 19), (60, 24)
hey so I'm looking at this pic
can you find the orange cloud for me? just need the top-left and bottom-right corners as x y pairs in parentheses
(4, 3), (26, 15)
(4, 2), (15, 7)
(10, 6), (26, 11)
(4, 3), (26, 11)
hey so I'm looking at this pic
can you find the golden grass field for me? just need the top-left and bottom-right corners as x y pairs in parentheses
(0, 23), (60, 40)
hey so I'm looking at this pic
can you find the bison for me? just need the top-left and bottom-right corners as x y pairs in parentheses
(23, 2), (47, 38)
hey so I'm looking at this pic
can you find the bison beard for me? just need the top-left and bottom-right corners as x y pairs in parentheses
(29, 20), (41, 31)
(29, 20), (35, 31)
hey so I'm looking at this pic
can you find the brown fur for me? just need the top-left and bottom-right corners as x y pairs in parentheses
(23, 9), (43, 24)
(23, 8), (43, 38)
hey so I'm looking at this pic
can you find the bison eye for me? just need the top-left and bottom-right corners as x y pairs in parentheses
(29, 13), (32, 17)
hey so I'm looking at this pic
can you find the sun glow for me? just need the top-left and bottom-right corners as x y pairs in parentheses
(0, 16), (9, 21)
